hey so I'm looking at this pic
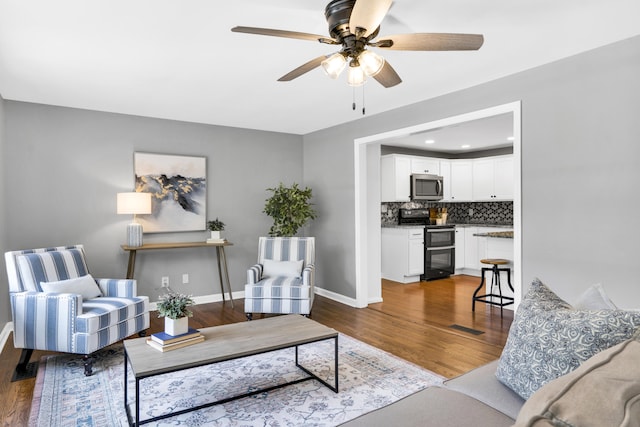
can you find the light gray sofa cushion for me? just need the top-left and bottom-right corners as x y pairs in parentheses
(444, 360), (525, 420)
(339, 387), (514, 427)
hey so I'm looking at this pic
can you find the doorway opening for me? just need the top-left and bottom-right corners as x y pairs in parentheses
(354, 102), (522, 308)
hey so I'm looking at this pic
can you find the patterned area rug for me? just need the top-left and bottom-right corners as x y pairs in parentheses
(30, 333), (443, 426)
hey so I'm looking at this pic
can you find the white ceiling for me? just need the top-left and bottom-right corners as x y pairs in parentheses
(381, 112), (514, 153)
(1, 0), (639, 135)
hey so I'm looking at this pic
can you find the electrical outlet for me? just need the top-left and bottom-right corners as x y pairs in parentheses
(161, 276), (169, 287)
(182, 273), (189, 284)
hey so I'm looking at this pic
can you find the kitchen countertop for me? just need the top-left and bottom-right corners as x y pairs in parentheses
(473, 231), (514, 239)
(382, 223), (513, 229)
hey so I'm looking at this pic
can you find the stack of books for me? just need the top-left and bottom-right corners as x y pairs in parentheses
(146, 328), (204, 352)
(206, 238), (227, 244)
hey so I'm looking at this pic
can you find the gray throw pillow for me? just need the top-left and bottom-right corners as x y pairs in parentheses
(495, 278), (640, 399)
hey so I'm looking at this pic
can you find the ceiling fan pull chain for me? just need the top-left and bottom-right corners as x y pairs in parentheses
(362, 85), (366, 115)
(352, 86), (356, 111)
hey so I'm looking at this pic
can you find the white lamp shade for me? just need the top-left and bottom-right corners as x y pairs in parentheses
(347, 65), (366, 87)
(321, 53), (347, 79)
(117, 192), (152, 215)
(359, 50), (385, 76)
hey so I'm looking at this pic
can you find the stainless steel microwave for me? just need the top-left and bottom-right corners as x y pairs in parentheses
(410, 174), (444, 201)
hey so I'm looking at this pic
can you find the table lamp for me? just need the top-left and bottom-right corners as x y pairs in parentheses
(117, 192), (152, 247)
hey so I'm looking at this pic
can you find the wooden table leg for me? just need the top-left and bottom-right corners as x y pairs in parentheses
(215, 247), (225, 302)
(126, 250), (137, 279)
(216, 246), (234, 308)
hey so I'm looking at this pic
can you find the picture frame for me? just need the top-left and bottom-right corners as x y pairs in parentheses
(134, 152), (207, 233)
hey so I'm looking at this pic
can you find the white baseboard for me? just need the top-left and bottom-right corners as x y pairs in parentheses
(1, 322), (13, 353)
(314, 286), (358, 308)
(150, 291), (245, 311)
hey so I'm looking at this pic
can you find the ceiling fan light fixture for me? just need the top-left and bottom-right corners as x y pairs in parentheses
(347, 63), (366, 87)
(359, 50), (385, 76)
(321, 53), (347, 79)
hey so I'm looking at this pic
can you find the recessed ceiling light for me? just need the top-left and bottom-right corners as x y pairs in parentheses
(425, 139), (435, 144)
(507, 136), (515, 141)
(461, 144), (471, 149)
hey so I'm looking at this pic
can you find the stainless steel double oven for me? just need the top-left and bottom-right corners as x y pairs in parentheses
(422, 225), (456, 280)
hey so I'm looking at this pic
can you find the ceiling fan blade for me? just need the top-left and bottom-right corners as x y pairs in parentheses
(231, 26), (337, 44)
(278, 55), (327, 81)
(376, 33), (484, 51)
(373, 60), (402, 88)
(349, 0), (393, 38)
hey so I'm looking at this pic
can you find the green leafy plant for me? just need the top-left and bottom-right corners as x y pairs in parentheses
(263, 182), (317, 237)
(207, 218), (225, 231)
(156, 292), (195, 319)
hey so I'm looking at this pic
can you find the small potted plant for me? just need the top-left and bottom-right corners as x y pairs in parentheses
(156, 292), (195, 336)
(207, 218), (225, 240)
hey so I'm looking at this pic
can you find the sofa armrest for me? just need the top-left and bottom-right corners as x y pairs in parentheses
(96, 278), (137, 297)
(302, 264), (314, 287)
(247, 264), (263, 284)
(10, 291), (82, 352)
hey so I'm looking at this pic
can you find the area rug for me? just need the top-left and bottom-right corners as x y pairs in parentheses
(29, 333), (443, 426)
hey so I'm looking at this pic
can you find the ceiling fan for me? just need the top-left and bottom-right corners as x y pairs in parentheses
(232, 0), (484, 88)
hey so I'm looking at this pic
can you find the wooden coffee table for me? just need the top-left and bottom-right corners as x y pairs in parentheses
(123, 315), (339, 426)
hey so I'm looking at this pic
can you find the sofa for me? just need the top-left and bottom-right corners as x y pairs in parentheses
(343, 359), (522, 426)
(343, 280), (640, 427)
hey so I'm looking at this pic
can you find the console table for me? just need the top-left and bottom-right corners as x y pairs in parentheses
(121, 241), (234, 307)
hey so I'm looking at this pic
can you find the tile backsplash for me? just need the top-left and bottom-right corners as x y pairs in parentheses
(382, 201), (513, 226)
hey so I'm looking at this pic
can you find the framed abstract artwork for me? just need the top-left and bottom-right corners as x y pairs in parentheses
(134, 152), (207, 233)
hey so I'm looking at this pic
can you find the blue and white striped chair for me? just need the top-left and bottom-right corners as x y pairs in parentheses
(5, 244), (149, 377)
(245, 237), (315, 320)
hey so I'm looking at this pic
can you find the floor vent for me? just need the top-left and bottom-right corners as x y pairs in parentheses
(449, 324), (484, 336)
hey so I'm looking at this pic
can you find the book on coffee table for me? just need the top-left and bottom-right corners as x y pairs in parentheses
(150, 328), (201, 345)
(146, 335), (205, 352)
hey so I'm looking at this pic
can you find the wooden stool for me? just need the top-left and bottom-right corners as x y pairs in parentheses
(472, 258), (514, 317)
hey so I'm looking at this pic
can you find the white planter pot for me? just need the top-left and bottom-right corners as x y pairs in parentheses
(210, 230), (221, 240)
(165, 316), (189, 336)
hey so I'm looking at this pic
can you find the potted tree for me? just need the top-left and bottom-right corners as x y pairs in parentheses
(207, 218), (225, 240)
(263, 182), (317, 236)
(156, 292), (195, 336)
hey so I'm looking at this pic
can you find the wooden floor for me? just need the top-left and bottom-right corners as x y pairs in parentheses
(0, 274), (512, 425)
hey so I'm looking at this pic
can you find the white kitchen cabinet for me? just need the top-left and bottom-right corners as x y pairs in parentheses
(381, 227), (424, 283)
(439, 160), (451, 201)
(472, 156), (514, 201)
(411, 157), (440, 175)
(461, 226), (513, 276)
(493, 156), (515, 199)
(380, 154), (411, 202)
(464, 227), (479, 271)
(454, 226), (465, 272)
(450, 160), (473, 201)
(408, 231), (425, 276)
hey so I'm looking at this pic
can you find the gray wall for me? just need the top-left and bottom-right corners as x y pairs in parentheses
(0, 94), (8, 323)
(1, 102), (303, 325)
(2, 35), (639, 331)
(304, 35), (640, 308)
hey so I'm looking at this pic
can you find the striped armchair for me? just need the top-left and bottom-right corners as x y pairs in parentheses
(245, 237), (315, 320)
(5, 244), (149, 378)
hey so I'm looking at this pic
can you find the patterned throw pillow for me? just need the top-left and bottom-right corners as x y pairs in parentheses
(495, 278), (640, 399)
